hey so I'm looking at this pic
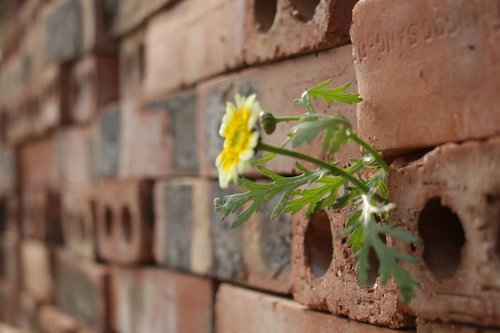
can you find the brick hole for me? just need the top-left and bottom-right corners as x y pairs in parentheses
(254, 0), (278, 33)
(104, 206), (113, 237)
(418, 197), (465, 280)
(304, 210), (333, 277)
(290, 0), (320, 22)
(121, 206), (133, 243)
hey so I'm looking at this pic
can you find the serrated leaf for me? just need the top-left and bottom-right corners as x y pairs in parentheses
(307, 78), (363, 105)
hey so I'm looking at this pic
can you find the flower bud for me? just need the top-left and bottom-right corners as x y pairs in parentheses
(259, 111), (277, 135)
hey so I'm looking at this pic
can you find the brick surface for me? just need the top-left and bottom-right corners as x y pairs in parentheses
(351, 0), (500, 154)
(416, 319), (500, 333)
(0, 147), (15, 195)
(43, 0), (114, 62)
(0, 231), (20, 287)
(55, 249), (111, 331)
(388, 137), (500, 326)
(19, 135), (62, 189)
(111, 267), (213, 333)
(144, 0), (245, 98)
(95, 104), (120, 180)
(0, 282), (18, 326)
(39, 306), (79, 333)
(197, 45), (360, 178)
(0, 323), (22, 333)
(18, 293), (39, 333)
(110, 0), (176, 37)
(292, 209), (414, 328)
(67, 54), (118, 124)
(95, 180), (154, 264)
(216, 284), (407, 333)
(243, 195), (292, 294)
(154, 178), (212, 275)
(61, 188), (96, 259)
(20, 240), (55, 303)
(21, 188), (63, 243)
(244, 0), (357, 64)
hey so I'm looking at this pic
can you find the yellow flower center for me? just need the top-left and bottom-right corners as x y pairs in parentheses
(220, 107), (253, 172)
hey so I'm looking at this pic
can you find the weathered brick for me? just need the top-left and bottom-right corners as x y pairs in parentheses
(19, 135), (62, 189)
(292, 209), (414, 328)
(0, 146), (15, 195)
(243, 195), (292, 294)
(0, 323), (22, 333)
(120, 90), (199, 178)
(18, 293), (39, 333)
(43, 0), (115, 62)
(67, 54), (118, 124)
(20, 240), (55, 303)
(388, 137), (500, 326)
(216, 284), (408, 333)
(61, 188), (96, 260)
(0, 231), (20, 288)
(21, 188), (63, 243)
(144, 0), (245, 98)
(416, 318), (500, 333)
(38, 306), (79, 333)
(154, 178), (212, 275)
(244, 0), (357, 64)
(111, 267), (213, 333)
(351, 0), (500, 154)
(110, 0), (176, 37)
(95, 180), (154, 264)
(0, 282), (19, 326)
(95, 104), (120, 179)
(197, 45), (360, 178)
(55, 249), (111, 331)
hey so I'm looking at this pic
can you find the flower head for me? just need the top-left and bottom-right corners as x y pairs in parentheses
(216, 94), (261, 188)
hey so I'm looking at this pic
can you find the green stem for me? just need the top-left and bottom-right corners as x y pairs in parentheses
(275, 116), (301, 123)
(258, 142), (385, 203)
(349, 134), (389, 171)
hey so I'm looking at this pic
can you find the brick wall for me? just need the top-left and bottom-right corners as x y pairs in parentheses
(0, 0), (499, 332)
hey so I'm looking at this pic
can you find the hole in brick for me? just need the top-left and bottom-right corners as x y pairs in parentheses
(254, 0), (278, 33)
(304, 210), (333, 277)
(418, 197), (465, 280)
(290, 0), (320, 22)
(121, 206), (133, 243)
(104, 206), (113, 237)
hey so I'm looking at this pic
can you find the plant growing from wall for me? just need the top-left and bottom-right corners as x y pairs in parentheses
(214, 79), (419, 303)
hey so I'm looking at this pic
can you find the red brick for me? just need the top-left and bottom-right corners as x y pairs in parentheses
(215, 284), (407, 333)
(20, 240), (55, 303)
(0, 231), (20, 287)
(95, 180), (154, 264)
(244, 0), (357, 64)
(111, 267), (213, 333)
(416, 319), (500, 333)
(388, 137), (500, 326)
(0, 323), (22, 333)
(243, 195), (292, 294)
(61, 188), (96, 259)
(67, 54), (118, 124)
(38, 306), (79, 333)
(19, 135), (61, 189)
(55, 249), (111, 331)
(0, 147), (15, 195)
(154, 178), (212, 275)
(197, 45), (360, 178)
(351, 0), (500, 154)
(144, 0), (245, 98)
(292, 209), (414, 328)
(21, 188), (63, 243)
(110, 0), (175, 37)
(0, 282), (19, 326)
(18, 293), (39, 333)
(57, 126), (96, 188)
(43, 0), (115, 62)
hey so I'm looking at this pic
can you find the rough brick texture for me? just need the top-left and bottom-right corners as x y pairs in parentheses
(389, 137), (500, 327)
(111, 267), (213, 333)
(20, 240), (54, 303)
(197, 44), (360, 178)
(417, 319), (500, 333)
(292, 209), (414, 328)
(95, 180), (154, 264)
(351, 0), (500, 153)
(244, 0), (357, 64)
(55, 249), (111, 331)
(216, 284), (406, 333)
(38, 306), (79, 333)
(95, 104), (120, 179)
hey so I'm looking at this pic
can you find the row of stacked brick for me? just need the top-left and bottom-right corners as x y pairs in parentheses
(0, 0), (498, 332)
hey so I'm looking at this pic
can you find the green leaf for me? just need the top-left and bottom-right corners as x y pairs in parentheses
(307, 78), (363, 105)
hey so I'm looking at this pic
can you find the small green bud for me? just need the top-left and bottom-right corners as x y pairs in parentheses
(259, 111), (277, 135)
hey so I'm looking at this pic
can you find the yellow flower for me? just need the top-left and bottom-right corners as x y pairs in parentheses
(216, 94), (261, 188)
